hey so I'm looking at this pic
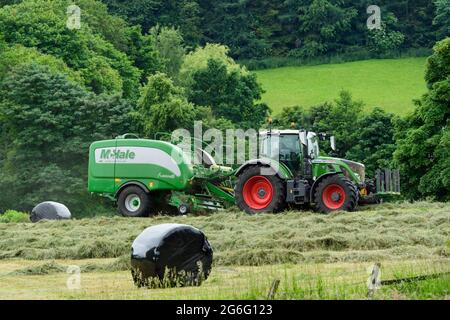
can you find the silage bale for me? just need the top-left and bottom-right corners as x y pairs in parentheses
(131, 223), (213, 288)
(30, 201), (71, 223)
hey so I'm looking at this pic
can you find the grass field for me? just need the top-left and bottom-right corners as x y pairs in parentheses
(255, 57), (428, 115)
(0, 202), (448, 299)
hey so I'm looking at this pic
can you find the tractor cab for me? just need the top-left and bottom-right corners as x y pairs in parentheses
(234, 128), (364, 214)
(258, 129), (333, 175)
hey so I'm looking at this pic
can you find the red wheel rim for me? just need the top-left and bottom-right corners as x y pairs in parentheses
(322, 184), (346, 210)
(242, 176), (273, 210)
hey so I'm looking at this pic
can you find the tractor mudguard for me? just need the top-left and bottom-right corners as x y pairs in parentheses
(235, 159), (293, 180)
(313, 157), (363, 185)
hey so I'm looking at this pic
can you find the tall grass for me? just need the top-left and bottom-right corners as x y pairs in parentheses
(1, 259), (448, 300)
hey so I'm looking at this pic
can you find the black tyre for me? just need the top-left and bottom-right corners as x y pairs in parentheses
(365, 179), (377, 195)
(314, 175), (358, 214)
(235, 166), (286, 214)
(117, 186), (152, 217)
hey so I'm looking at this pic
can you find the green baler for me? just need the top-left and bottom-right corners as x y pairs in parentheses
(88, 134), (235, 216)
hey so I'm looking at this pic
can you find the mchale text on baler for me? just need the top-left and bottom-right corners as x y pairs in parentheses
(87, 131), (400, 216)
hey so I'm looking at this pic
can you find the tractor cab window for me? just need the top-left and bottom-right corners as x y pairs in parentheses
(307, 132), (320, 159)
(279, 134), (301, 172)
(259, 133), (301, 173)
(259, 134), (277, 159)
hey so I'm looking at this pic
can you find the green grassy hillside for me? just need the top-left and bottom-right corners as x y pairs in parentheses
(255, 58), (428, 115)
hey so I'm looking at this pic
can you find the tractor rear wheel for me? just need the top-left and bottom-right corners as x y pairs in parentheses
(235, 166), (286, 214)
(314, 175), (358, 214)
(118, 186), (152, 217)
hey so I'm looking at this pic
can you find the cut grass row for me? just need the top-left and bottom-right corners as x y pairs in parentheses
(0, 202), (448, 265)
(255, 57), (428, 115)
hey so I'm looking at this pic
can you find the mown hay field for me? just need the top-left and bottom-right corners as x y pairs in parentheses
(0, 202), (448, 299)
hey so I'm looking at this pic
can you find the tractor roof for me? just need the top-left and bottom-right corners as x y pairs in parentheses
(259, 129), (304, 135)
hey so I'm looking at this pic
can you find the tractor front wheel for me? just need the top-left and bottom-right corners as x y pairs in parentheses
(235, 166), (286, 214)
(314, 175), (358, 214)
(118, 186), (152, 217)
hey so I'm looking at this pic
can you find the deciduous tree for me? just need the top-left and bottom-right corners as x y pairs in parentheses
(394, 38), (450, 200)
(0, 63), (134, 214)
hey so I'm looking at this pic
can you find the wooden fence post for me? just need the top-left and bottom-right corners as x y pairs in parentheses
(267, 279), (280, 300)
(367, 263), (382, 298)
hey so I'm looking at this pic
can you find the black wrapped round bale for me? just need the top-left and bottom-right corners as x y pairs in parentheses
(131, 223), (213, 288)
(30, 201), (71, 223)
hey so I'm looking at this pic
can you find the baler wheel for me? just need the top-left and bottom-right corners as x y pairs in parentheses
(118, 186), (152, 217)
(314, 175), (358, 214)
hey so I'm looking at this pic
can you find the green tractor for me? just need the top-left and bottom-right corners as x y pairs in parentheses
(234, 129), (384, 214)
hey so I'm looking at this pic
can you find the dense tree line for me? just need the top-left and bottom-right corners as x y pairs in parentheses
(100, 0), (445, 60)
(394, 38), (449, 201)
(3, 0), (442, 60)
(0, 0), (448, 215)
